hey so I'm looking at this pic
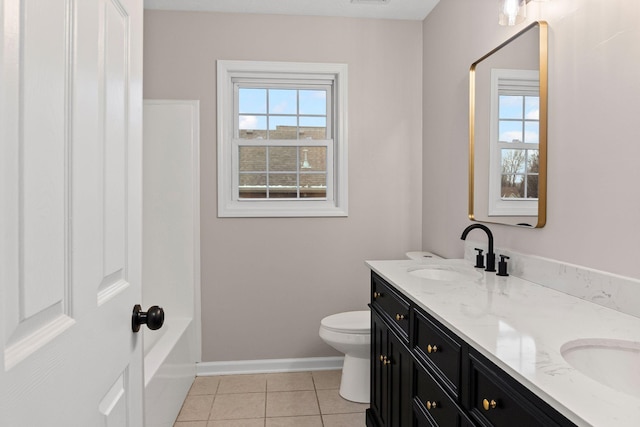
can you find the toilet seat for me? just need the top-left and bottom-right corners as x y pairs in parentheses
(320, 310), (370, 334)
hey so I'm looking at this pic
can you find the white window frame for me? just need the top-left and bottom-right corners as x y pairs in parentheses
(488, 68), (539, 217)
(217, 60), (348, 217)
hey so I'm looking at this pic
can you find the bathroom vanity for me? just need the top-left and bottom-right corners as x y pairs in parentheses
(365, 258), (640, 427)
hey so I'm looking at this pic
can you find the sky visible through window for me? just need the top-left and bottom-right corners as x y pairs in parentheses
(498, 95), (539, 143)
(238, 88), (327, 134)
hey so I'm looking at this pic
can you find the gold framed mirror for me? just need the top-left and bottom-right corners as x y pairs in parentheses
(469, 21), (548, 228)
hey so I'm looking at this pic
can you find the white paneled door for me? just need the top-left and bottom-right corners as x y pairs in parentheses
(0, 0), (144, 425)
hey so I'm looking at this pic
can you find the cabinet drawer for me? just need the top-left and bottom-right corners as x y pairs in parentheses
(414, 364), (461, 427)
(371, 273), (410, 339)
(469, 351), (571, 427)
(414, 309), (462, 398)
(414, 401), (476, 427)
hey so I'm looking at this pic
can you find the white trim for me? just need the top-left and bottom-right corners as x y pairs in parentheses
(217, 60), (348, 218)
(196, 356), (344, 376)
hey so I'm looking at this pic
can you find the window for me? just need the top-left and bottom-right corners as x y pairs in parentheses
(488, 68), (539, 217)
(217, 61), (348, 217)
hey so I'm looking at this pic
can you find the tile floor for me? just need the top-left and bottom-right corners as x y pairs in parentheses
(174, 370), (368, 427)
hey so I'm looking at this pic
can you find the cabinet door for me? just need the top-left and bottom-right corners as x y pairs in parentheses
(370, 308), (413, 427)
(389, 329), (413, 427)
(371, 309), (389, 426)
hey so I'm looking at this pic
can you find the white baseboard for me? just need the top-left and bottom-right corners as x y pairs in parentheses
(196, 356), (344, 376)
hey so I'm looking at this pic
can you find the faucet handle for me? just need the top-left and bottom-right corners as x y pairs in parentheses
(497, 255), (510, 277)
(474, 248), (485, 269)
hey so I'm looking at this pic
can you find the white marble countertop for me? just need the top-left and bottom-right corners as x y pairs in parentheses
(366, 258), (640, 427)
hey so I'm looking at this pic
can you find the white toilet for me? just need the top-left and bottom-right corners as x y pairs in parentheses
(319, 310), (371, 403)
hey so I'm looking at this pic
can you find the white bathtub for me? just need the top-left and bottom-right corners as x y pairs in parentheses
(144, 317), (196, 427)
(143, 100), (201, 426)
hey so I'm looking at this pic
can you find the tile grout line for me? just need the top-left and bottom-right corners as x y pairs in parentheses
(263, 375), (267, 426)
(311, 373), (326, 427)
(206, 377), (221, 422)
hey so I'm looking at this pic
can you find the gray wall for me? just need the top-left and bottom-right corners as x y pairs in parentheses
(422, 0), (640, 279)
(144, 11), (423, 362)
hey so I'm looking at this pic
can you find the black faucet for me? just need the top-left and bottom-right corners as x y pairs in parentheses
(460, 224), (496, 272)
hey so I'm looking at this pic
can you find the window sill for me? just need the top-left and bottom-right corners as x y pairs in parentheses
(218, 200), (348, 218)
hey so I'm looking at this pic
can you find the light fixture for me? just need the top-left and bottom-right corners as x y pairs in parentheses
(499, 0), (549, 26)
(498, 0), (527, 26)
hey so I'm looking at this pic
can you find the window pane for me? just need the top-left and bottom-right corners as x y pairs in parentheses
(239, 173), (266, 198)
(269, 89), (297, 114)
(527, 150), (540, 173)
(269, 116), (297, 139)
(300, 147), (326, 172)
(501, 174), (525, 198)
(299, 90), (326, 115)
(300, 174), (326, 198)
(499, 121), (523, 143)
(527, 175), (539, 198)
(524, 121), (539, 144)
(239, 115), (267, 139)
(501, 149), (526, 174)
(239, 146), (266, 171)
(239, 88), (266, 114)
(299, 117), (327, 139)
(269, 146), (297, 171)
(269, 173), (297, 198)
(499, 95), (523, 119)
(525, 96), (539, 120)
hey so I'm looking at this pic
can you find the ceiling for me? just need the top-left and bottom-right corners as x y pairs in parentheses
(143, 0), (440, 21)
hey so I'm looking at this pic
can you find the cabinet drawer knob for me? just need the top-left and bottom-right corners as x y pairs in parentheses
(482, 399), (498, 411)
(426, 401), (438, 410)
(373, 291), (382, 299)
(427, 344), (439, 354)
(395, 313), (406, 321)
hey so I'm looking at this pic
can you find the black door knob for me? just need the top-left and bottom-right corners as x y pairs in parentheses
(132, 304), (165, 332)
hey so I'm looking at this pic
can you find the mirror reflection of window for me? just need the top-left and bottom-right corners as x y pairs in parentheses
(498, 94), (539, 199)
(488, 69), (539, 217)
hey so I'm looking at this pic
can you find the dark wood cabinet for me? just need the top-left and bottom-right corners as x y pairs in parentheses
(370, 309), (388, 426)
(366, 272), (575, 427)
(370, 308), (413, 427)
(467, 350), (575, 427)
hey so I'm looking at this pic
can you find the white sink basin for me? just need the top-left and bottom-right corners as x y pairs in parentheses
(407, 264), (482, 282)
(561, 338), (640, 398)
